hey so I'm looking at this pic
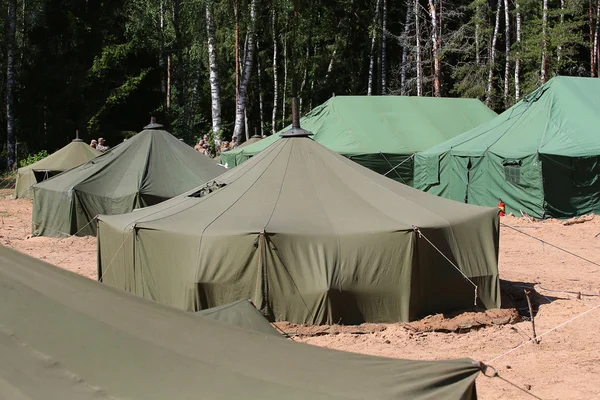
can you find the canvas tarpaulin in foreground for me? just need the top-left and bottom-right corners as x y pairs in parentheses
(98, 136), (500, 325)
(32, 126), (224, 237)
(0, 245), (481, 399)
(414, 76), (600, 218)
(220, 96), (496, 185)
(14, 139), (101, 199)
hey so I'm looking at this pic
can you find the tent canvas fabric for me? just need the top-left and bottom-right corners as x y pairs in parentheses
(31, 128), (224, 238)
(414, 76), (600, 219)
(0, 245), (482, 399)
(220, 96), (496, 185)
(195, 299), (281, 337)
(98, 136), (500, 325)
(14, 139), (101, 199)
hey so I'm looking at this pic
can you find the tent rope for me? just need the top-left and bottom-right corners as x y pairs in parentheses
(412, 226), (478, 306)
(98, 229), (134, 282)
(32, 215), (99, 241)
(486, 301), (600, 364)
(477, 363), (543, 399)
(382, 154), (414, 178)
(501, 222), (600, 270)
(379, 153), (408, 184)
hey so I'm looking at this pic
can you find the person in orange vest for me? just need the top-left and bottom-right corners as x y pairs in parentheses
(498, 199), (506, 216)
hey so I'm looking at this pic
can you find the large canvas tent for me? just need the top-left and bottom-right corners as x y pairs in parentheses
(32, 122), (224, 237)
(414, 76), (600, 219)
(98, 134), (500, 325)
(14, 138), (101, 199)
(0, 245), (482, 399)
(220, 96), (496, 185)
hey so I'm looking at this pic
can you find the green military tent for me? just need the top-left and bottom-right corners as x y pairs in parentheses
(0, 245), (482, 399)
(14, 137), (101, 199)
(196, 299), (282, 337)
(414, 76), (600, 219)
(32, 121), (224, 238)
(220, 96), (496, 185)
(98, 132), (500, 325)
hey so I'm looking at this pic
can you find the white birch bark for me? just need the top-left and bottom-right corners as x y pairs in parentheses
(233, 0), (258, 140)
(486, 0), (502, 107)
(282, 34), (287, 124)
(504, 0), (510, 108)
(271, 3), (278, 134)
(367, 0), (382, 95)
(590, 0), (595, 76)
(541, 0), (548, 83)
(206, 0), (222, 135)
(515, 0), (522, 100)
(381, 0), (388, 94)
(428, 0), (441, 97)
(557, 0), (565, 65)
(256, 39), (264, 137)
(401, 2), (411, 95)
(415, 0), (423, 96)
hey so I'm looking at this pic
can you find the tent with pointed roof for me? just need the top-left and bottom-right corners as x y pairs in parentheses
(14, 138), (101, 199)
(98, 132), (500, 325)
(219, 96), (496, 185)
(414, 76), (600, 219)
(196, 299), (282, 337)
(32, 121), (224, 237)
(0, 244), (482, 399)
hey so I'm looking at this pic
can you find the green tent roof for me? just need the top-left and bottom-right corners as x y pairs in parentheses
(220, 95), (496, 166)
(98, 136), (500, 324)
(196, 299), (281, 337)
(14, 139), (102, 199)
(418, 76), (600, 158)
(32, 128), (224, 237)
(0, 245), (481, 399)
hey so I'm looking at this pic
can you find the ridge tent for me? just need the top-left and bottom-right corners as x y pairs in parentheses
(32, 122), (224, 238)
(14, 138), (101, 199)
(0, 245), (482, 399)
(219, 96), (496, 185)
(98, 134), (500, 325)
(196, 299), (281, 337)
(414, 76), (600, 219)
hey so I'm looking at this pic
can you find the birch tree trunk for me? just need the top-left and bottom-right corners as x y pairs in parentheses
(234, 0), (240, 106)
(557, 0), (565, 66)
(541, 0), (548, 84)
(504, 0), (510, 108)
(381, 0), (388, 94)
(596, 0), (600, 76)
(6, 0), (17, 170)
(415, 0), (423, 96)
(282, 34), (287, 124)
(367, 0), (382, 95)
(233, 0), (258, 140)
(271, 3), (278, 134)
(515, 0), (522, 100)
(256, 39), (265, 137)
(159, 0), (167, 112)
(475, 7), (480, 65)
(401, 3), (411, 95)
(206, 0), (222, 136)
(428, 0), (441, 97)
(166, 54), (171, 110)
(486, 0), (502, 107)
(590, 0), (595, 76)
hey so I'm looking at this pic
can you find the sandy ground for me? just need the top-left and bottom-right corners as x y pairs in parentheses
(1, 190), (599, 399)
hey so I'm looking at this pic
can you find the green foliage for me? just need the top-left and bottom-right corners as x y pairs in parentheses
(18, 150), (49, 168)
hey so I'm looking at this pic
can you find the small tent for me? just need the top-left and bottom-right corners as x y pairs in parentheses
(14, 137), (101, 199)
(98, 132), (500, 325)
(32, 121), (224, 237)
(414, 76), (600, 219)
(0, 245), (481, 399)
(196, 299), (281, 337)
(220, 96), (496, 185)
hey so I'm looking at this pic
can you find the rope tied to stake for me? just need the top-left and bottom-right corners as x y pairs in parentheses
(412, 225), (479, 306)
(474, 361), (543, 399)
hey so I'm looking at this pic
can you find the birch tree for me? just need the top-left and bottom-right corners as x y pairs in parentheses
(400, 2), (412, 95)
(486, 0), (502, 107)
(415, 0), (423, 96)
(271, 3), (279, 134)
(428, 0), (441, 97)
(233, 0), (258, 140)
(367, 0), (382, 95)
(504, 0), (511, 107)
(515, 0), (522, 100)
(541, 0), (549, 83)
(381, 0), (388, 94)
(206, 0), (222, 136)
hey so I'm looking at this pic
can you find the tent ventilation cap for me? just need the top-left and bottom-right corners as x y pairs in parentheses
(72, 130), (83, 142)
(280, 97), (313, 138)
(144, 117), (164, 130)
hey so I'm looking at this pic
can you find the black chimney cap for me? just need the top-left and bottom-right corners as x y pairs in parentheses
(72, 130), (83, 142)
(144, 116), (164, 130)
(280, 97), (312, 138)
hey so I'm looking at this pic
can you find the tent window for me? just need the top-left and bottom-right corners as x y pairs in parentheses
(573, 156), (600, 187)
(503, 159), (522, 185)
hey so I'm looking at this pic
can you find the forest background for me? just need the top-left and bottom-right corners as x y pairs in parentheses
(0, 0), (594, 169)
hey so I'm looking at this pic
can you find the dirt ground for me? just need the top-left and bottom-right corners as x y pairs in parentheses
(2, 190), (599, 399)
